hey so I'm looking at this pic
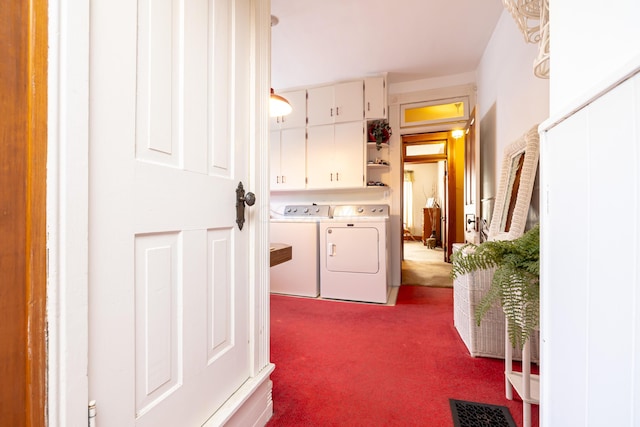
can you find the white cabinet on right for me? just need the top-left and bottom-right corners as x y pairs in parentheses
(540, 71), (640, 427)
(307, 81), (363, 126)
(306, 121), (364, 189)
(364, 76), (387, 120)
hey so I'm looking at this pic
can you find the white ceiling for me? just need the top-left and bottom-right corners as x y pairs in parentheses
(271, 0), (505, 90)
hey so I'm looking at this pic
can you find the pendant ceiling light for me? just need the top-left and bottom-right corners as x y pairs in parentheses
(270, 88), (292, 117)
(269, 15), (292, 117)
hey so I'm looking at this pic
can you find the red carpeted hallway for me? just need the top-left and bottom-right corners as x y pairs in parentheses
(267, 285), (539, 427)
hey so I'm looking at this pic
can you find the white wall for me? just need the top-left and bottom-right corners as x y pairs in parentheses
(389, 71), (476, 96)
(549, 0), (640, 115)
(475, 10), (549, 230)
(404, 163), (440, 236)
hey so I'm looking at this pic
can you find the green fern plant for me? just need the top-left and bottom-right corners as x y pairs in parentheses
(451, 224), (540, 350)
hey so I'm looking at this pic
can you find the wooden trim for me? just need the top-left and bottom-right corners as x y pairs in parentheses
(403, 153), (447, 163)
(26, 0), (48, 424)
(447, 133), (464, 260)
(0, 0), (47, 425)
(402, 132), (450, 144)
(402, 131), (449, 163)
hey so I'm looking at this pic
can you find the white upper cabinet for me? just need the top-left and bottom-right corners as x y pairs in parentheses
(270, 89), (307, 129)
(270, 128), (306, 190)
(306, 86), (334, 126)
(306, 121), (364, 189)
(334, 81), (364, 123)
(364, 76), (387, 120)
(332, 121), (365, 187)
(307, 81), (364, 126)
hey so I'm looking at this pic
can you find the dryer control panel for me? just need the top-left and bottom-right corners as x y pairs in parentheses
(331, 204), (389, 218)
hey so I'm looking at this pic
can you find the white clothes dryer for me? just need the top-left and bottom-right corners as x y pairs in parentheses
(270, 205), (330, 297)
(319, 205), (390, 303)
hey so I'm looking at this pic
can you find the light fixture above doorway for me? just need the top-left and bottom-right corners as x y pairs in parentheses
(452, 129), (464, 139)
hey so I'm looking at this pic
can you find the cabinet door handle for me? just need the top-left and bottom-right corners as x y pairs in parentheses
(282, 175), (286, 184)
(336, 106), (340, 116)
(367, 102), (370, 111)
(330, 173), (333, 182)
(330, 107), (333, 117)
(336, 172), (339, 181)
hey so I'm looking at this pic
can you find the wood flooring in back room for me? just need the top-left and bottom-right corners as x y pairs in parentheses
(402, 241), (453, 288)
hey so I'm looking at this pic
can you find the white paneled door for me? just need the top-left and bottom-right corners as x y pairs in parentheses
(88, 0), (252, 425)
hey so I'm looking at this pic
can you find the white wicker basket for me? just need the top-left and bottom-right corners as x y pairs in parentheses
(453, 266), (539, 362)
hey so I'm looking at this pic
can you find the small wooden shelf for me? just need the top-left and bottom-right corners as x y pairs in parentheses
(269, 243), (292, 267)
(366, 163), (389, 168)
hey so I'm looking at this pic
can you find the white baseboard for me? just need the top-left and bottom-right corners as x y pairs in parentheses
(203, 364), (275, 427)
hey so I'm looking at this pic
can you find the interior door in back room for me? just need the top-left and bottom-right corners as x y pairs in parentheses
(463, 106), (481, 244)
(88, 0), (252, 425)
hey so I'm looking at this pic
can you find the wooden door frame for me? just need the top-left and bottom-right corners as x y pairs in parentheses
(463, 106), (481, 243)
(0, 0), (47, 425)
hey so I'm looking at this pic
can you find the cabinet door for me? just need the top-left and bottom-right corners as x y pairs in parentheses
(279, 89), (307, 129)
(306, 125), (335, 188)
(334, 80), (363, 123)
(270, 89), (306, 129)
(279, 128), (306, 189)
(333, 122), (364, 188)
(364, 77), (386, 119)
(269, 130), (282, 187)
(307, 85), (334, 126)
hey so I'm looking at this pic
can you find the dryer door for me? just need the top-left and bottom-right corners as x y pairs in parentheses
(325, 226), (379, 273)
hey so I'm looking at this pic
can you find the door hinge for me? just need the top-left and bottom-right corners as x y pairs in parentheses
(88, 400), (96, 427)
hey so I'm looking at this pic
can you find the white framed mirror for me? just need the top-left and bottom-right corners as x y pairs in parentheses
(488, 125), (540, 241)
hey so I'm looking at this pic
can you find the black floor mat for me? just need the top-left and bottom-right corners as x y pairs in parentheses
(450, 399), (517, 427)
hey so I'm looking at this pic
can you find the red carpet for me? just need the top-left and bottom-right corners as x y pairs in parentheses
(267, 285), (538, 427)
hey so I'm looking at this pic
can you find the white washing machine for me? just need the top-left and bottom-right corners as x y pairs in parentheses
(270, 205), (331, 297)
(319, 204), (390, 304)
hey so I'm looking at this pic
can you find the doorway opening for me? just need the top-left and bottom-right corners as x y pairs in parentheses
(401, 131), (460, 287)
